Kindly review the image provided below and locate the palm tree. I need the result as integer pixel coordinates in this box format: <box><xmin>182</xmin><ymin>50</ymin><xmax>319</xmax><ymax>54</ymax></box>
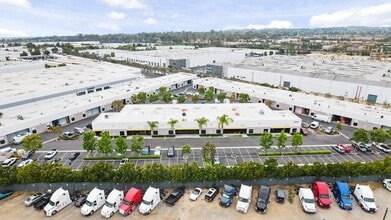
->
<box><xmin>217</xmin><ymin>114</ymin><xmax>233</xmax><ymax>135</ymax></box>
<box><xmin>147</xmin><ymin>121</ymin><xmax>159</xmax><ymax>136</ymax></box>
<box><xmin>195</xmin><ymin>117</ymin><xmax>209</xmax><ymax>135</ymax></box>
<box><xmin>167</xmin><ymin>118</ymin><xmax>178</xmax><ymax>135</ymax></box>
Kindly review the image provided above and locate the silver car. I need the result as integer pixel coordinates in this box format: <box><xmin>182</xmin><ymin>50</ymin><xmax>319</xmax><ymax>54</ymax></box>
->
<box><xmin>24</xmin><ymin>192</ymin><xmax>45</xmax><ymax>206</ymax></box>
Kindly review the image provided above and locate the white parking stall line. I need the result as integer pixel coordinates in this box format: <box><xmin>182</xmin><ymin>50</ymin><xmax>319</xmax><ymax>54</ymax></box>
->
<box><xmin>224</xmin><ymin>148</ymin><xmax>231</xmax><ymax>167</ymax></box>
<box><xmin>245</xmin><ymin>148</ymin><xmax>254</xmax><ymax>162</ymax></box>
<box><xmin>76</xmin><ymin>161</ymin><xmax>84</xmax><ymax>170</ymax></box>
<box><xmin>330</xmin><ymin>154</ymin><xmax>343</xmax><ymax>163</ymax></box>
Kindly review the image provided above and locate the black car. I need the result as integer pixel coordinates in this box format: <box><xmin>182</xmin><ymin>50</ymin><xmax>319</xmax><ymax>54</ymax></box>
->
<box><xmin>219</xmin><ymin>184</ymin><xmax>236</xmax><ymax>207</ymax></box>
<box><xmin>255</xmin><ymin>185</ymin><xmax>271</xmax><ymax>213</ymax></box>
<box><xmin>164</xmin><ymin>187</ymin><xmax>185</xmax><ymax>206</ymax></box>
<box><xmin>142</xmin><ymin>146</ymin><xmax>150</xmax><ymax>155</ymax></box>
<box><xmin>21</xmin><ymin>150</ymin><xmax>34</xmax><ymax>160</ymax></box>
<box><xmin>205</xmin><ymin>187</ymin><xmax>219</xmax><ymax>202</ymax></box>
<box><xmin>74</xmin><ymin>194</ymin><xmax>87</xmax><ymax>207</ymax></box>
<box><xmin>34</xmin><ymin>194</ymin><xmax>51</xmax><ymax>210</ymax></box>
<box><xmin>275</xmin><ymin>188</ymin><xmax>285</xmax><ymax>203</ymax></box>
<box><xmin>68</xmin><ymin>152</ymin><xmax>81</xmax><ymax>161</ymax></box>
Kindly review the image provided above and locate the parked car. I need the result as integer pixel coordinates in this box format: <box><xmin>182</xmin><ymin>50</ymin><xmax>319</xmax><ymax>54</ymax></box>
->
<box><xmin>213</xmin><ymin>157</ymin><xmax>220</xmax><ymax>165</ymax></box>
<box><xmin>34</xmin><ymin>193</ymin><xmax>51</xmax><ymax>210</ymax></box>
<box><xmin>352</xmin><ymin>141</ymin><xmax>367</xmax><ymax>153</ymax></box>
<box><xmin>119</xmin><ymin>158</ymin><xmax>129</xmax><ymax>166</ymax></box>
<box><xmin>189</xmin><ymin>188</ymin><xmax>202</xmax><ymax>201</ymax></box>
<box><xmin>309</xmin><ymin>121</ymin><xmax>320</xmax><ymax>129</ymax></box>
<box><xmin>62</xmin><ymin>131</ymin><xmax>77</xmax><ymax>139</ymax></box>
<box><xmin>2</xmin><ymin>157</ymin><xmax>17</xmax><ymax>167</ymax></box>
<box><xmin>332</xmin><ymin>181</ymin><xmax>352</xmax><ymax>210</ymax></box>
<box><xmin>74</xmin><ymin>194</ymin><xmax>88</xmax><ymax>208</ymax></box>
<box><xmin>17</xmin><ymin>159</ymin><xmax>33</xmax><ymax>167</ymax></box>
<box><xmin>21</xmin><ymin>150</ymin><xmax>34</xmax><ymax>160</ymax></box>
<box><xmin>24</xmin><ymin>192</ymin><xmax>46</xmax><ymax>207</ymax></box>
<box><xmin>352</xmin><ymin>184</ymin><xmax>377</xmax><ymax>213</ymax></box>
<box><xmin>300</xmin><ymin>127</ymin><xmax>309</xmax><ymax>136</ymax></box>
<box><xmin>164</xmin><ymin>187</ymin><xmax>185</xmax><ymax>206</ymax></box>
<box><xmin>383</xmin><ymin>179</ymin><xmax>391</xmax><ymax>192</ymax></box>
<box><xmin>205</xmin><ymin>187</ymin><xmax>219</xmax><ymax>202</ymax></box>
<box><xmin>167</xmin><ymin>146</ymin><xmax>175</xmax><ymax>157</ymax></box>
<box><xmin>142</xmin><ymin>146</ymin><xmax>150</xmax><ymax>155</ymax></box>
<box><xmin>374</xmin><ymin>143</ymin><xmax>391</xmax><ymax>153</ymax></box>
<box><xmin>154</xmin><ymin>146</ymin><xmax>162</xmax><ymax>156</ymax></box>
<box><xmin>337</xmin><ymin>144</ymin><xmax>351</xmax><ymax>153</ymax></box>
<box><xmin>219</xmin><ymin>184</ymin><xmax>236</xmax><ymax>207</ymax></box>
<box><xmin>301</xmin><ymin>122</ymin><xmax>310</xmax><ymax>128</ymax></box>
<box><xmin>255</xmin><ymin>185</ymin><xmax>270</xmax><ymax>213</ymax></box>
<box><xmin>275</xmin><ymin>188</ymin><xmax>285</xmax><ymax>203</ymax></box>
<box><xmin>332</xmin><ymin>145</ymin><xmax>346</xmax><ymax>154</ymax></box>
<box><xmin>44</xmin><ymin>149</ymin><xmax>58</xmax><ymax>160</ymax></box>
<box><xmin>0</xmin><ymin>190</ymin><xmax>13</xmax><ymax>200</ymax></box>
<box><xmin>311</xmin><ymin>181</ymin><xmax>331</xmax><ymax>209</ymax></box>
<box><xmin>324</xmin><ymin>126</ymin><xmax>334</xmax><ymax>134</ymax></box>
<box><xmin>68</xmin><ymin>152</ymin><xmax>80</xmax><ymax>161</ymax></box>
<box><xmin>74</xmin><ymin>127</ymin><xmax>84</xmax><ymax>134</ymax></box>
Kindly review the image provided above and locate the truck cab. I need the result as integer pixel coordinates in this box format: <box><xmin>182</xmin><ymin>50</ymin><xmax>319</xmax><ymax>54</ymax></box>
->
<box><xmin>81</xmin><ymin>187</ymin><xmax>105</xmax><ymax>216</ymax></box>
<box><xmin>236</xmin><ymin>184</ymin><xmax>252</xmax><ymax>213</ymax></box>
<box><xmin>138</xmin><ymin>186</ymin><xmax>161</xmax><ymax>215</ymax></box>
<box><xmin>43</xmin><ymin>187</ymin><xmax>72</xmax><ymax>216</ymax></box>
<box><xmin>299</xmin><ymin>188</ymin><xmax>316</xmax><ymax>213</ymax></box>
<box><xmin>332</xmin><ymin>181</ymin><xmax>352</xmax><ymax>210</ymax></box>
<box><xmin>311</xmin><ymin>181</ymin><xmax>331</xmax><ymax>209</ymax></box>
<box><xmin>353</xmin><ymin>184</ymin><xmax>377</xmax><ymax>213</ymax></box>
<box><xmin>219</xmin><ymin>184</ymin><xmax>236</xmax><ymax>207</ymax></box>
<box><xmin>100</xmin><ymin>189</ymin><xmax>124</xmax><ymax>218</ymax></box>
<box><xmin>119</xmin><ymin>187</ymin><xmax>142</xmax><ymax>216</ymax></box>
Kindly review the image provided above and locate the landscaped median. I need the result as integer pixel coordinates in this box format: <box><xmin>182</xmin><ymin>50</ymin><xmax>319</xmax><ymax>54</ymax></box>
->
<box><xmin>258</xmin><ymin>150</ymin><xmax>331</xmax><ymax>156</ymax></box>
<box><xmin>83</xmin><ymin>155</ymin><xmax>161</xmax><ymax>160</ymax></box>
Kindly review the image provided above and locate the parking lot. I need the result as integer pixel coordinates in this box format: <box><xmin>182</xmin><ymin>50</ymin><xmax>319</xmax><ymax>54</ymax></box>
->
<box><xmin>0</xmin><ymin>183</ymin><xmax>390</xmax><ymax>220</ymax></box>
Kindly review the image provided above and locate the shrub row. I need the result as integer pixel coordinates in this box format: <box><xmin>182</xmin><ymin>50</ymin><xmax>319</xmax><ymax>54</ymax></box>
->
<box><xmin>1</xmin><ymin>156</ymin><xmax>390</xmax><ymax>186</ymax></box>
<box><xmin>83</xmin><ymin>155</ymin><xmax>160</xmax><ymax>160</ymax></box>
<box><xmin>258</xmin><ymin>150</ymin><xmax>331</xmax><ymax>156</ymax></box>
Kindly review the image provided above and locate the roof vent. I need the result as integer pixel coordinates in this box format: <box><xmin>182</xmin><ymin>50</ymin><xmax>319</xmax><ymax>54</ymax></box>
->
<box><xmin>259</xmin><ymin>110</ymin><xmax>264</xmax><ymax>115</ymax></box>
<box><xmin>17</xmin><ymin>115</ymin><xmax>24</xmax><ymax>120</ymax></box>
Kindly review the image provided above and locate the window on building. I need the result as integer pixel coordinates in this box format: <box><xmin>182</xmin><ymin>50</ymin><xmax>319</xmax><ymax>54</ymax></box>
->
<box><xmin>0</xmin><ymin>140</ymin><xmax>5</xmax><ymax>145</ymax></box>
<box><xmin>71</xmin><ymin>117</ymin><xmax>75</xmax><ymax>121</ymax></box>
<box><xmin>82</xmin><ymin>113</ymin><xmax>86</xmax><ymax>118</ymax></box>
<box><xmin>276</xmin><ymin>104</ymin><xmax>280</xmax><ymax>108</ymax></box>
<box><xmin>119</xmin><ymin>131</ymin><xmax>125</xmax><ymax>136</ymax></box>
<box><xmin>352</xmin><ymin>122</ymin><xmax>358</xmax><ymax>126</ymax></box>
<box><xmin>153</xmin><ymin>130</ymin><xmax>158</xmax><ymax>135</ymax></box>
<box><xmin>216</xmin><ymin>129</ymin><xmax>221</xmax><ymax>134</ymax></box>
<box><xmin>263</xmin><ymin>129</ymin><xmax>269</xmax><ymax>133</ymax></box>
<box><xmin>168</xmin><ymin>130</ymin><xmax>174</xmax><ymax>135</ymax></box>
<box><xmin>292</xmin><ymin>128</ymin><xmax>297</xmax><ymax>133</ymax></box>
<box><xmin>249</xmin><ymin>129</ymin><xmax>254</xmax><ymax>134</ymax></box>
<box><xmin>201</xmin><ymin>129</ymin><xmax>206</xmax><ymax>134</ymax></box>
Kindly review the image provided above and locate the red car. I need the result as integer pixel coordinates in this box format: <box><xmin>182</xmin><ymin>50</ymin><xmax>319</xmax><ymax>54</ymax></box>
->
<box><xmin>337</xmin><ymin>144</ymin><xmax>351</xmax><ymax>153</ymax></box>
<box><xmin>300</xmin><ymin>127</ymin><xmax>309</xmax><ymax>136</ymax></box>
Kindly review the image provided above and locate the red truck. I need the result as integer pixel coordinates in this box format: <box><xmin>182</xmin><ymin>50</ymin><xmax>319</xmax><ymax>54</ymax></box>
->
<box><xmin>119</xmin><ymin>187</ymin><xmax>142</xmax><ymax>216</ymax></box>
<box><xmin>312</xmin><ymin>181</ymin><xmax>331</xmax><ymax>209</ymax></box>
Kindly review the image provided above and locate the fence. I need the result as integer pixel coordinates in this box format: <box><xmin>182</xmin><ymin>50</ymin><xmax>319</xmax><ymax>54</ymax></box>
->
<box><xmin>1</xmin><ymin>175</ymin><xmax>387</xmax><ymax>192</ymax></box>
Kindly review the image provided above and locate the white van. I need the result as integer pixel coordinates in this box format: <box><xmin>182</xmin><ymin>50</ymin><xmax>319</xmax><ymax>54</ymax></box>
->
<box><xmin>309</xmin><ymin>121</ymin><xmax>320</xmax><ymax>129</ymax></box>
<box><xmin>12</xmin><ymin>132</ymin><xmax>31</xmax><ymax>144</ymax></box>
<box><xmin>299</xmin><ymin>188</ymin><xmax>316</xmax><ymax>213</ymax></box>
<box><xmin>311</xmin><ymin>114</ymin><xmax>331</xmax><ymax>123</ymax></box>
<box><xmin>138</xmin><ymin>186</ymin><xmax>161</xmax><ymax>215</ymax></box>
<box><xmin>236</xmin><ymin>184</ymin><xmax>252</xmax><ymax>213</ymax></box>
<box><xmin>100</xmin><ymin>188</ymin><xmax>124</xmax><ymax>218</ymax></box>
<box><xmin>81</xmin><ymin>187</ymin><xmax>105</xmax><ymax>216</ymax></box>
<box><xmin>43</xmin><ymin>187</ymin><xmax>72</xmax><ymax>216</ymax></box>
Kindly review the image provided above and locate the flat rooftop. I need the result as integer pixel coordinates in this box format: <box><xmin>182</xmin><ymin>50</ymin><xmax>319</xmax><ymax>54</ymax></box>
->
<box><xmin>222</xmin><ymin>54</ymin><xmax>391</xmax><ymax>87</ymax></box>
<box><xmin>193</xmin><ymin>77</ymin><xmax>391</xmax><ymax>128</ymax></box>
<box><xmin>0</xmin><ymin>55</ymin><xmax>140</xmax><ymax>107</ymax></box>
<box><xmin>93</xmin><ymin>103</ymin><xmax>301</xmax><ymax>130</ymax></box>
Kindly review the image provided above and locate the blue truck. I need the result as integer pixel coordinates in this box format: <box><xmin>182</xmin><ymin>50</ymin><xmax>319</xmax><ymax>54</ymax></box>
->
<box><xmin>332</xmin><ymin>181</ymin><xmax>352</xmax><ymax>210</ymax></box>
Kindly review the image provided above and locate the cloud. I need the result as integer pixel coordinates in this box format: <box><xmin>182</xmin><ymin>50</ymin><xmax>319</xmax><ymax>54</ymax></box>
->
<box><xmin>108</xmin><ymin>11</ymin><xmax>126</xmax><ymax>20</ymax></box>
<box><xmin>102</xmin><ymin>0</ymin><xmax>147</xmax><ymax>10</ymax></box>
<box><xmin>97</xmin><ymin>22</ymin><xmax>121</xmax><ymax>31</ymax></box>
<box><xmin>171</xmin><ymin>13</ymin><xmax>179</xmax><ymax>19</ymax></box>
<box><xmin>143</xmin><ymin>18</ymin><xmax>156</xmax><ymax>25</ymax></box>
<box><xmin>247</xmin><ymin>20</ymin><xmax>293</xmax><ymax>29</ymax></box>
<box><xmin>0</xmin><ymin>0</ymin><xmax>30</xmax><ymax>9</ymax></box>
<box><xmin>0</xmin><ymin>27</ymin><xmax>28</xmax><ymax>37</ymax></box>
<box><xmin>310</xmin><ymin>3</ymin><xmax>391</xmax><ymax>27</ymax></box>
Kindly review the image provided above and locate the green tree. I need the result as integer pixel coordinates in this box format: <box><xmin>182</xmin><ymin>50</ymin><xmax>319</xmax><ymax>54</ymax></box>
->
<box><xmin>137</xmin><ymin>92</ymin><xmax>147</xmax><ymax>104</ymax></box>
<box><xmin>217</xmin><ymin>114</ymin><xmax>233</xmax><ymax>134</ymax></box>
<box><xmin>259</xmin><ymin>131</ymin><xmax>273</xmax><ymax>153</ymax></box>
<box><xmin>350</xmin><ymin>128</ymin><xmax>369</xmax><ymax>144</ymax></box>
<box><xmin>21</xmin><ymin>134</ymin><xmax>42</xmax><ymax>152</ymax></box>
<box><xmin>217</xmin><ymin>92</ymin><xmax>227</xmax><ymax>103</ymax></box>
<box><xmin>111</xmin><ymin>99</ymin><xmax>124</xmax><ymax>112</ymax></box>
<box><xmin>111</xmin><ymin>52</ymin><xmax>115</xmax><ymax>57</ymax></box>
<box><xmin>204</xmin><ymin>88</ymin><xmax>214</xmax><ymax>102</ymax></box>
<box><xmin>195</xmin><ymin>117</ymin><xmax>209</xmax><ymax>134</ymax></box>
<box><xmin>115</xmin><ymin>136</ymin><xmax>128</xmax><ymax>156</ymax></box>
<box><xmin>277</xmin><ymin>130</ymin><xmax>288</xmax><ymax>154</ymax></box>
<box><xmin>291</xmin><ymin>133</ymin><xmax>303</xmax><ymax>152</ymax></box>
<box><xmin>167</xmin><ymin>118</ymin><xmax>178</xmax><ymax>135</ymax></box>
<box><xmin>369</xmin><ymin>129</ymin><xmax>389</xmax><ymax>143</ymax></box>
<box><xmin>20</xmin><ymin>51</ymin><xmax>28</xmax><ymax>57</ymax></box>
<box><xmin>177</xmin><ymin>95</ymin><xmax>186</xmax><ymax>103</ymax></box>
<box><xmin>82</xmin><ymin>131</ymin><xmax>96</xmax><ymax>155</ymax></box>
<box><xmin>97</xmin><ymin>131</ymin><xmax>112</xmax><ymax>156</ymax></box>
<box><xmin>158</xmin><ymin>86</ymin><xmax>167</xmax><ymax>96</ymax></box>
<box><xmin>130</xmin><ymin>134</ymin><xmax>144</xmax><ymax>154</ymax></box>
<box><xmin>191</xmin><ymin>94</ymin><xmax>199</xmax><ymax>103</ymax></box>
<box><xmin>0</xmin><ymin>112</ymin><xmax>2</xmax><ymax>118</ymax></box>
<box><xmin>16</xmin><ymin>162</ymin><xmax>41</xmax><ymax>184</ymax></box>
<box><xmin>198</xmin><ymin>86</ymin><xmax>205</xmax><ymax>95</ymax></box>
<box><xmin>130</xmin><ymin>94</ymin><xmax>138</xmax><ymax>104</ymax></box>
<box><xmin>162</xmin><ymin>92</ymin><xmax>172</xmax><ymax>103</ymax></box>
<box><xmin>43</xmin><ymin>50</ymin><xmax>50</xmax><ymax>56</ymax></box>
<box><xmin>147</xmin><ymin>121</ymin><xmax>159</xmax><ymax>136</ymax></box>
<box><xmin>181</xmin><ymin>144</ymin><xmax>191</xmax><ymax>162</ymax></box>
<box><xmin>239</xmin><ymin>93</ymin><xmax>250</xmax><ymax>103</ymax></box>
<box><xmin>264</xmin><ymin>157</ymin><xmax>279</xmax><ymax>178</ymax></box>
<box><xmin>201</xmin><ymin>142</ymin><xmax>216</xmax><ymax>163</ymax></box>
<box><xmin>149</xmin><ymin>93</ymin><xmax>159</xmax><ymax>103</ymax></box>
<box><xmin>335</xmin><ymin>122</ymin><xmax>342</xmax><ymax>133</ymax></box>
<box><xmin>31</xmin><ymin>48</ymin><xmax>41</xmax><ymax>55</ymax></box>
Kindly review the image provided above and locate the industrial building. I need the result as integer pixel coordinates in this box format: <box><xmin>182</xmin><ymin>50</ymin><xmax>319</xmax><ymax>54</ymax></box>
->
<box><xmin>0</xmin><ymin>55</ymin><xmax>197</xmax><ymax>146</ymax></box>
<box><xmin>193</xmin><ymin>77</ymin><xmax>391</xmax><ymax>130</ymax></box>
<box><xmin>91</xmin><ymin>103</ymin><xmax>302</xmax><ymax>136</ymax></box>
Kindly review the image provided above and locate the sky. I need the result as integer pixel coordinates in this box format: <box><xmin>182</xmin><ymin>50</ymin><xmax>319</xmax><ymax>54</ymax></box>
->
<box><xmin>0</xmin><ymin>0</ymin><xmax>390</xmax><ymax>37</ymax></box>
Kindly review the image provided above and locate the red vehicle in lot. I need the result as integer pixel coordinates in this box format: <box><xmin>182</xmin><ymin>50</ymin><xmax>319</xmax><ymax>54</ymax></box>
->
<box><xmin>311</xmin><ymin>181</ymin><xmax>331</xmax><ymax>209</ymax></box>
<box><xmin>119</xmin><ymin>187</ymin><xmax>142</xmax><ymax>216</ymax></box>
<box><xmin>300</xmin><ymin>127</ymin><xmax>309</xmax><ymax>136</ymax></box>
<box><xmin>337</xmin><ymin>144</ymin><xmax>351</xmax><ymax>153</ymax></box>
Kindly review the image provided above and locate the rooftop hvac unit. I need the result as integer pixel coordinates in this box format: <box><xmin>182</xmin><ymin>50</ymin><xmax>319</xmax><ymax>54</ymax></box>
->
<box><xmin>259</xmin><ymin>110</ymin><xmax>264</xmax><ymax>115</ymax></box>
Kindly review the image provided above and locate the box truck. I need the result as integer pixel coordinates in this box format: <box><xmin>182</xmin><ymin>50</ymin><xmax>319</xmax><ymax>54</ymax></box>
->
<box><xmin>43</xmin><ymin>187</ymin><xmax>72</xmax><ymax>216</ymax></box>
<box><xmin>81</xmin><ymin>187</ymin><xmax>105</xmax><ymax>216</ymax></box>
